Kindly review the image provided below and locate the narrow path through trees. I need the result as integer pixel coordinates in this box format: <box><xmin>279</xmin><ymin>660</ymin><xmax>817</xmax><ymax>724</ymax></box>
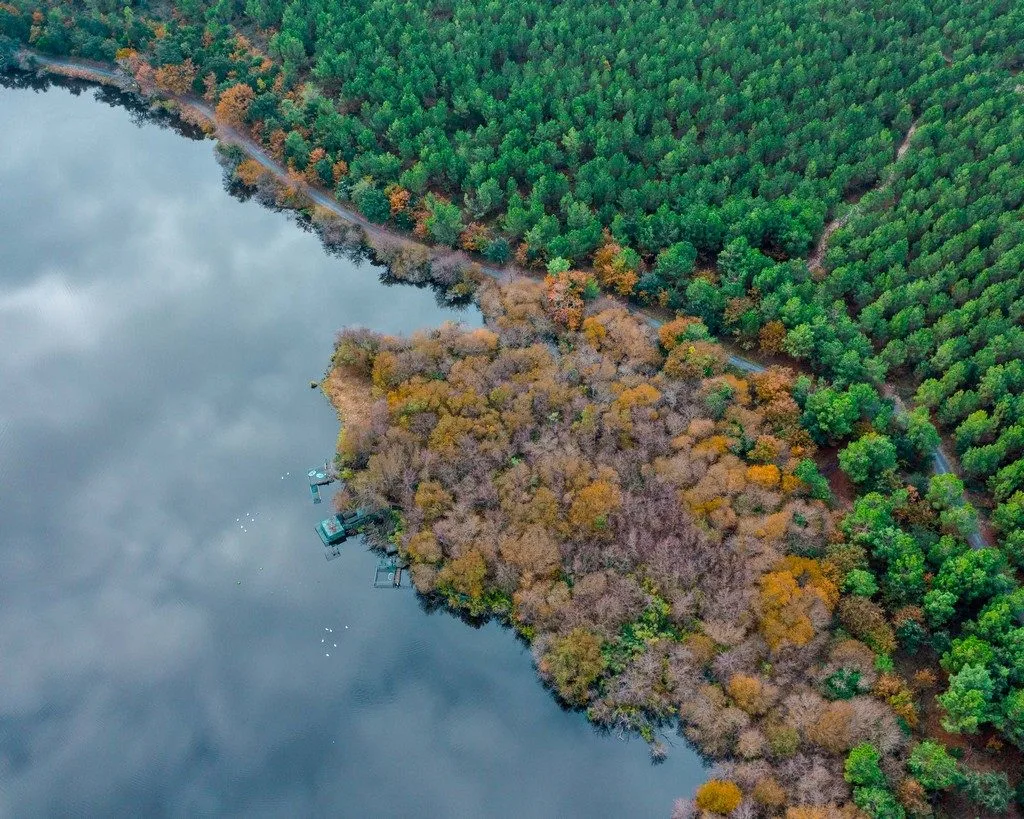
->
<box><xmin>808</xmin><ymin>121</ymin><xmax>918</xmax><ymax>275</ymax></box>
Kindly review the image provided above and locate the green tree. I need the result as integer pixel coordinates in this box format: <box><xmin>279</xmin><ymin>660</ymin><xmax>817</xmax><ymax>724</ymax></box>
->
<box><xmin>803</xmin><ymin>388</ymin><xmax>858</xmax><ymax>443</ymax></box>
<box><xmin>956</xmin><ymin>770</ymin><xmax>1014</xmax><ymax>814</ymax></box>
<box><xmin>784</xmin><ymin>323</ymin><xmax>816</xmax><ymax>359</ymax></box>
<box><xmin>654</xmin><ymin>241</ymin><xmax>697</xmax><ymax>284</ymax></box>
<box><xmin>426</xmin><ymin>198</ymin><xmax>463</xmax><ymax>247</ymax></box>
<box><xmin>907</xmin><ymin>740</ymin><xmax>958</xmax><ymax>790</ymax></box>
<box><xmin>284</xmin><ymin>130</ymin><xmax>311</xmax><ymax>168</ymax></box>
<box><xmin>938</xmin><ymin>664</ymin><xmax>995</xmax><ymax>734</ymax></box>
<box><xmin>483</xmin><ymin>237</ymin><xmax>511</xmax><ymax>264</ymax></box>
<box><xmin>852</xmin><ymin>786</ymin><xmax>906</xmax><ymax>819</ymax></box>
<box><xmin>546</xmin><ymin>257</ymin><xmax>571</xmax><ymax>274</ymax></box>
<box><xmin>844</xmin><ymin>569</ymin><xmax>879</xmax><ymax>597</ymax></box>
<box><xmin>904</xmin><ymin>406</ymin><xmax>941</xmax><ymax>460</ymax></box>
<box><xmin>355</xmin><ymin>186</ymin><xmax>391</xmax><ymax>224</ymax></box>
<box><xmin>927</xmin><ymin>473</ymin><xmax>967</xmax><ymax>510</ymax></box>
<box><xmin>1003</xmin><ymin>688</ymin><xmax>1024</xmax><ymax>748</ymax></box>
<box><xmin>794</xmin><ymin>458</ymin><xmax>832</xmax><ymax>501</ymax></box>
<box><xmin>845</xmin><ymin>743</ymin><xmax>886</xmax><ymax>787</ymax></box>
<box><xmin>683</xmin><ymin>279</ymin><xmax>725</xmax><ymax>331</ymax></box>
<box><xmin>839</xmin><ymin>433</ymin><xmax>897</xmax><ymax>487</ymax></box>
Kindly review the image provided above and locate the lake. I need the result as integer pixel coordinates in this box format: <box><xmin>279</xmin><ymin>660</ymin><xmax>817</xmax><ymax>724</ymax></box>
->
<box><xmin>0</xmin><ymin>77</ymin><xmax>705</xmax><ymax>816</ymax></box>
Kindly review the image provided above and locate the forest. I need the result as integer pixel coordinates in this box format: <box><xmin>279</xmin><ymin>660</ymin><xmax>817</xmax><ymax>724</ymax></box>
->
<box><xmin>327</xmin><ymin>278</ymin><xmax>1019</xmax><ymax>816</ymax></box>
<box><xmin>3</xmin><ymin>0</ymin><xmax>1022</xmax><ymax>813</ymax></box>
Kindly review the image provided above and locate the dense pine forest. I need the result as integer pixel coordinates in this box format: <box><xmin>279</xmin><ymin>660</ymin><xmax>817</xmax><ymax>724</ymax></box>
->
<box><xmin>3</xmin><ymin>0</ymin><xmax>1023</xmax><ymax>814</ymax></box>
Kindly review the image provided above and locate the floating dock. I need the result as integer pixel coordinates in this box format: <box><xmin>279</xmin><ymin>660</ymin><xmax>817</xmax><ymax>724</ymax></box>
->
<box><xmin>308</xmin><ymin>494</ymin><xmax>398</xmax><ymax>585</ymax></box>
<box><xmin>308</xmin><ymin>462</ymin><xmax>338</xmax><ymax>504</ymax></box>
<box><xmin>373</xmin><ymin>556</ymin><xmax>406</xmax><ymax>588</ymax></box>
<box><xmin>316</xmin><ymin>510</ymin><xmax>376</xmax><ymax>561</ymax></box>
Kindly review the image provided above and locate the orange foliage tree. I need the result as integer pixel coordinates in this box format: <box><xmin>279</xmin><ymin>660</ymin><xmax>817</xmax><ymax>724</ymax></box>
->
<box><xmin>304</xmin><ymin>147</ymin><xmax>327</xmax><ymax>183</ymax></box>
<box><xmin>154</xmin><ymin>59</ymin><xmax>197</xmax><ymax>95</ymax></box>
<box><xmin>406</xmin><ymin>530</ymin><xmax>442</xmax><ymax>564</ymax></box>
<box><xmin>567</xmin><ymin>479</ymin><xmax>621</xmax><ymax>533</ymax></box>
<box><xmin>540</xmin><ymin>628</ymin><xmax>605</xmax><ymax>705</ymax></box>
<box><xmin>747</xmin><ymin>463</ymin><xmax>782</xmax><ymax>489</ymax></box>
<box><xmin>436</xmin><ymin>549</ymin><xmax>487</xmax><ymax>613</ymax></box>
<box><xmin>592</xmin><ymin>232</ymin><xmax>641</xmax><ymax>296</ymax></box>
<box><xmin>385</xmin><ymin>184</ymin><xmax>410</xmax><ymax>216</ymax></box>
<box><xmin>234</xmin><ymin>158</ymin><xmax>267</xmax><ymax>187</ymax></box>
<box><xmin>413</xmin><ymin>480</ymin><xmax>453</xmax><ymax>521</ymax></box>
<box><xmin>657</xmin><ymin>316</ymin><xmax>708</xmax><ymax>352</ymax></box>
<box><xmin>662</xmin><ymin>340</ymin><xmax>727</xmax><ymax>380</ymax></box>
<box><xmin>543</xmin><ymin>269</ymin><xmax>591</xmax><ymax>329</ymax></box>
<box><xmin>728</xmin><ymin>673</ymin><xmax>767</xmax><ymax>715</ymax></box>
<box><xmin>759</xmin><ymin>319</ymin><xmax>788</xmax><ymax>354</ymax></box>
<box><xmin>459</xmin><ymin>221</ymin><xmax>490</xmax><ymax>251</ymax></box>
<box><xmin>215</xmin><ymin>83</ymin><xmax>254</xmax><ymax>128</ymax></box>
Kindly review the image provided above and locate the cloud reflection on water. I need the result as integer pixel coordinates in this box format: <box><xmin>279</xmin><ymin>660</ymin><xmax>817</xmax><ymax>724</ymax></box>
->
<box><xmin>0</xmin><ymin>81</ymin><xmax>704</xmax><ymax>817</ymax></box>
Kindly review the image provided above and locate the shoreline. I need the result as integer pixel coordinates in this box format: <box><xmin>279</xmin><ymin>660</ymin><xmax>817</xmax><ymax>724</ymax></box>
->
<box><xmin>13</xmin><ymin>51</ymin><xmax>992</xmax><ymax>548</ymax></box>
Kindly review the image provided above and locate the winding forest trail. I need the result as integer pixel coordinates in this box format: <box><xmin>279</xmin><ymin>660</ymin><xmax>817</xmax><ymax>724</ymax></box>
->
<box><xmin>808</xmin><ymin>121</ymin><xmax>918</xmax><ymax>275</ymax></box>
<box><xmin>25</xmin><ymin>54</ymin><xmax>991</xmax><ymax>547</ymax></box>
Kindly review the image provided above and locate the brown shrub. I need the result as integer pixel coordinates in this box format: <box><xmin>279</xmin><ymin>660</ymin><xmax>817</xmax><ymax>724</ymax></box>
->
<box><xmin>822</xmin><ymin>543</ymin><xmax>867</xmax><ymax>576</ymax></box>
<box><xmin>436</xmin><ymin>549</ymin><xmax>487</xmax><ymax>603</ymax></box>
<box><xmin>728</xmin><ymin>674</ymin><xmax>767</xmax><ymax>715</ymax></box>
<box><xmin>784</xmin><ymin>809</ymin><xmax>828</xmax><ymax>819</ymax></box>
<box><xmin>499</xmin><ymin>525</ymin><xmax>561</xmax><ymax>577</ymax></box>
<box><xmin>752</xmin><ymin>776</ymin><xmax>787</xmax><ymax>808</ymax></box>
<box><xmin>838</xmin><ymin>596</ymin><xmax>896</xmax><ymax>654</ymax></box>
<box><xmin>686</xmin><ymin>633</ymin><xmax>719</xmax><ymax>667</ymax></box>
<box><xmin>911</xmin><ymin>668</ymin><xmax>937</xmax><ymax>691</ymax></box>
<box><xmin>737</xmin><ymin>728</ymin><xmax>767</xmax><ymax>759</ymax></box>
<box><xmin>414</xmin><ymin>480</ymin><xmax>453</xmax><ymax>521</ymax></box>
<box><xmin>898</xmin><ymin>776</ymin><xmax>931</xmax><ymax>816</ymax></box>
<box><xmin>540</xmin><ymin>628</ymin><xmax>605</xmax><ymax>705</ymax></box>
<box><xmin>804</xmin><ymin>701</ymin><xmax>854</xmax><ymax>754</ymax></box>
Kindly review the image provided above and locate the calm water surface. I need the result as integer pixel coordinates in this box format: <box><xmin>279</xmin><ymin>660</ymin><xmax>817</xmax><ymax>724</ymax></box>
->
<box><xmin>0</xmin><ymin>81</ymin><xmax>705</xmax><ymax>816</ymax></box>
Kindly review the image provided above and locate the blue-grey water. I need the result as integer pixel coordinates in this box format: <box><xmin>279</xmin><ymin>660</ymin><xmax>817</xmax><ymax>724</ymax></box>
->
<box><xmin>0</xmin><ymin>80</ymin><xmax>705</xmax><ymax>816</ymax></box>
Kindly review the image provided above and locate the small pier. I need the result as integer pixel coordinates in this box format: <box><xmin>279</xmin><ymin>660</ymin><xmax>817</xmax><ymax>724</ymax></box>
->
<box><xmin>307</xmin><ymin>461</ymin><xmax>339</xmax><ymax>504</ymax></box>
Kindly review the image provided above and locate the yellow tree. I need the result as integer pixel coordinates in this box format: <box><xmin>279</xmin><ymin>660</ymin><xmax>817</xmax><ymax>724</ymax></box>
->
<box><xmin>540</xmin><ymin>628</ymin><xmax>605</xmax><ymax>705</ymax></box>
<box><xmin>436</xmin><ymin>549</ymin><xmax>487</xmax><ymax>611</ymax></box>
<box><xmin>567</xmin><ymin>479</ymin><xmax>621</xmax><ymax>533</ymax></box>
<box><xmin>758</xmin><ymin>557</ymin><xmax>838</xmax><ymax>650</ymax></box>
<box><xmin>695</xmin><ymin>780</ymin><xmax>743</xmax><ymax>815</ymax></box>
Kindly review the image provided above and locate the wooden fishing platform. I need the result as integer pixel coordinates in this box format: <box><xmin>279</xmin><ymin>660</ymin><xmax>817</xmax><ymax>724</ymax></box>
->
<box><xmin>373</xmin><ymin>556</ymin><xmax>407</xmax><ymax>588</ymax></box>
